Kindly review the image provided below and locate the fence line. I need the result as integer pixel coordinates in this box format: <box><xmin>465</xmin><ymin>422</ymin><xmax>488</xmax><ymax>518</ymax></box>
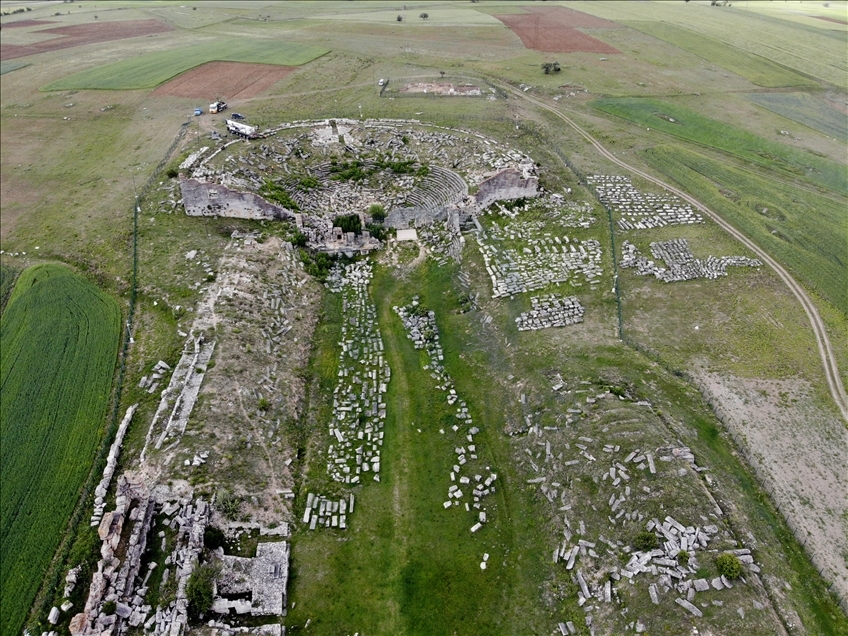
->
<box><xmin>547</xmin><ymin>140</ymin><xmax>847</xmax><ymax>616</ymax></box>
<box><xmin>27</xmin><ymin>121</ymin><xmax>190</xmax><ymax>632</ymax></box>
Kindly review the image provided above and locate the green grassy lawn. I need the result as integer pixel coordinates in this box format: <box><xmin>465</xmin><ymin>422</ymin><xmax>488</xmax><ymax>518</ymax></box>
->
<box><xmin>747</xmin><ymin>92</ymin><xmax>847</xmax><ymax>140</ymax></box>
<box><xmin>623</xmin><ymin>21</ymin><xmax>814</xmax><ymax>88</ymax></box>
<box><xmin>640</xmin><ymin>144</ymin><xmax>847</xmax><ymax>317</ymax></box>
<box><xmin>286</xmin><ymin>260</ymin><xmax>555</xmax><ymax>634</ymax></box>
<box><xmin>0</xmin><ymin>264</ymin><xmax>121</xmax><ymax>636</ymax></box>
<box><xmin>42</xmin><ymin>39</ymin><xmax>328</xmax><ymax>91</ymax></box>
<box><xmin>591</xmin><ymin>97</ymin><xmax>846</xmax><ymax>194</ymax></box>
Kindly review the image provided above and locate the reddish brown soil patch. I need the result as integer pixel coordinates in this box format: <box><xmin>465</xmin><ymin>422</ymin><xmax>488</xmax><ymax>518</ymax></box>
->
<box><xmin>0</xmin><ymin>19</ymin><xmax>57</xmax><ymax>29</ymax></box>
<box><xmin>152</xmin><ymin>62</ymin><xmax>296</xmax><ymax>100</ymax></box>
<box><xmin>812</xmin><ymin>15</ymin><xmax>848</xmax><ymax>25</ymax></box>
<box><xmin>522</xmin><ymin>6</ymin><xmax>621</xmax><ymax>29</ymax></box>
<box><xmin>495</xmin><ymin>8</ymin><xmax>620</xmax><ymax>54</ymax></box>
<box><xmin>0</xmin><ymin>19</ymin><xmax>172</xmax><ymax>61</ymax></box>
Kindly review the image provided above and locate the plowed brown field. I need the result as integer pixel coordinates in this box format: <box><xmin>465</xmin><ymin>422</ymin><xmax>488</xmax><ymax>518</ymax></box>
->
<box><xmin>521</xmin><ymin>6</ymin><xmax>621</xmax><ymax>29</ymax></box>
<box><xmin>152</xmin><ymin>62</ymin><xmax>296</xmax><ymax>100</ymax></box>
<box><xmin>0</xmin><ymin>19</ymin><xmax>172</xmax><ymax>60</ymax></box>
<box><xmin>495</xmin><ymin>6</ymin><xmax>620</xmax><ymax>54</ymax></box>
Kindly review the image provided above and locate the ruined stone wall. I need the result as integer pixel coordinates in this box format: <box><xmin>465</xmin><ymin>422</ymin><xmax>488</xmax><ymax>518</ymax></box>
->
<box><xmin>180</xmin><ymin>178</ymin><xmax>293</xmax><ymax>221</ymax></box>
<box><xmin>473</xmin><ymin>168</ymin><xmax>539</xmax><ymax>210</ymax></box>
<box><xmin>385</xmin><ymin>205</ymin><xmax>448</xmax><ymax>229</ymax></box>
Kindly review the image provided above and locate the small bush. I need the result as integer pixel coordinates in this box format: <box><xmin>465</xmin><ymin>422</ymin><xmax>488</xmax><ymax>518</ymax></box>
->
<box><xmin>368</xmin><ymin>204</ymin><xmax>386</xmax><ymax>222</ymax></box>
<box><xmin>298</xmin><ymin>175</ymin><xmax>320</xmax><ymax>190</ymax></box>
<box><xmin>677</xmin><ymin>550</ymin><xmax>690</xmax><ymax>565</ymax></box>
<box><xmin>259</xmin><ymin>180</ymin><xmax>299</xmax><ymax>211</ymax></box>
<box><xmin>633</xmin><ymin>531</ymin><xmax>658</xmax><ymax>551</ymax></box>
<box><xmin>203</xmin><ymin>526</ymin><xmax>227</xmax><ymax>552</ymax></box>
<box><xmin>715</xmin><ymin>553</ymin><xmax>742</xmax><ymax>579</ymax></box>
<box><xmin>166</xmin><ymin>168</ymin><xmax>179</xmax><ymax>179</ymax></box>
<box><xmin>216</xmin><ymin>491</ymin><xmax>242</xmax><ymax>521</ymax></box>
<box><xmin>102</xmin><ymin>601</ymin><xmax>116</xmax><ymax>615</ymax></box>
<box><xmin>186</xmin><ymin>562</ymin><xmax>220</xmax><ymax>619</ymax></box>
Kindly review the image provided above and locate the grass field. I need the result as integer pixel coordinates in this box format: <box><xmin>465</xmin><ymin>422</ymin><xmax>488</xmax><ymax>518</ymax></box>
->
<box><xmin>0</xmin><ymin>265</ymin><xmax>17</xmax><ymax>314</ymax></box>
<box><xmin>747</xmin><ymin>92</ymin><xmax>848</xmax><ymax>140</ymax></box>
<box><xmin>0</xmin><ymin>61</ymin><xmax>29</xmax><ymax>76</ymax></box>
<box><xmin>42</xmin><ymin>39</ymin><xmax>328</xmax><ymax>91</ymax></box>
<box><xmin>641</xmin><ymin>144</ymin><xmax>847</xmax><ymax>317</ymax></box>
<box><xmin>0</xmin><ymin>264</ymin><xmax>120</xmax><ymax>636</ymax></box>
<box><xmin>591</xmin><ymin>97</ymin><xmax>847</xmax><ymax>194</ymax></box>
<box><xmin>573</xmin><ymin>0</ymin><xmax>847</xmax><ymax>86</ymax></box>
<box><xmin>287</xmin><ymin>260</ymin><xmax>555</xmax><ymax>634</ymax></box>
<box><xmin>623</xmin><ymin>21</ymin><xmax>814</xmax><ymax>88</ymax></box>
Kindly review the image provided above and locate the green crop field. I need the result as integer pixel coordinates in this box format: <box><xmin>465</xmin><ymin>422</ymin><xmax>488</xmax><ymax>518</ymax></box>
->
<box><xmin>0</xmin><ymin>265</ymin><xmax>17</xmax><ymax>315</ymax></box>
<box><xmin>591</xmin><ymin>97</ymin><xmax>847</xmax><ymax>194</ymax></box>
<box><xmin>747</xmin><ymin>92</ymin><xmax>848</xmax><ymax>141</ymax></box>
<box><xmin>573</xmin><ymin>0</ymin><xmax>847</xmax><ymax>86</ymax></box>
<box><xmin>42</xmin><ymin>39</ymin><xmax>328</xmax><ymax>91</ymax></box>
<box><xmin>642</xmin><ymin>144</ymin><xmax>848</xmax><ymax>316</ymax></box>
<box><xmin>0</xmin><ymin>264</ymin><xmax>121</xmax><ymax>636</ymax></box>
<box><xmin>0</xmin><ymin>61</ymin><xmax>29</xmax><ymax>76</ymax></box>
<box><xmin>623</xmin><ymin>21</ymin><xmax>814</xmax><ymax>88</ymax></box>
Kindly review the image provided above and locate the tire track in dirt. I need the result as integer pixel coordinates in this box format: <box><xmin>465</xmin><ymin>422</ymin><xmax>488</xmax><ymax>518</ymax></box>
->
<box><xmin>498</xmin><ymin>81</ymin><xmax>848</xmax><ymax>423</ymax></box>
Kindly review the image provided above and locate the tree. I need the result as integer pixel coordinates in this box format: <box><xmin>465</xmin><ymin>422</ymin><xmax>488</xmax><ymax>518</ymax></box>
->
<box><xmin>440</xmin><ymin>71</ymin><xmax>446</xmax><ymax>78</ymax></box>
<box><xmin>397</xmin><ymin>14</ymin><xmax>403</xmax><ymax>21</ymax></box>
<box><xmin>419</xmin><ymin>12</ymin><xmax>429</xmax><ymax>20</ymax></box>
<box><xmin>335</xmin><ymin>214</ymin><xmax>362</xmax><ymax>235</ymax></box>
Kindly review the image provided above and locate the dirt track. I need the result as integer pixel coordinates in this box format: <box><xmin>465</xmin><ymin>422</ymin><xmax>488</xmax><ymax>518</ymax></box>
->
<box><xmin>499</xmin><ymin>82</ymin><xmax>847</xmax><ymax>423</ymax></box>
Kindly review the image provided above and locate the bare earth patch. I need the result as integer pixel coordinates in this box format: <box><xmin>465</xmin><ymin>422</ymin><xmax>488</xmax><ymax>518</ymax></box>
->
<box><xmin>399</xmin><ymin>82</ymin><xmax>481</xmax><ymax>96</ymax></box>
<box><xmin>169</xmin><ymin>234</ymin><xmax>321</xmax><ymax>526</ymax></box>
<box><xmin>0</xmin><ymin>19</ymin><xmax>172</xmax><ymax>61</ymax></box>
<box><xmin>152</xmin><ymin>61</ymin><xmax>296</xmax><ymax>100</ymax></box>
<box><xmin>812</xmin><ymin>16</ymin><xmax>848</xmax><ymax>26</ymax></box>
<box><xmin>494</xmin><ymin>6</ymin><xmax>621</xmax><ymax>54</ymax></box>
<box><xmin>696</xmin><ymin>369</ymin><xmax>848</xmax><ymax>598</ymax></box>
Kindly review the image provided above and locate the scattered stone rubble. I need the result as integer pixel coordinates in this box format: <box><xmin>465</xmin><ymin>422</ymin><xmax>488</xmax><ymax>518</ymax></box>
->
<box><xmin>394</xmin><ymin>299</ymin><xmax>497</xmax><ymax>532</ymax></box>
<box><xmin>620</xmin><ymin>239</ymin><xmax>762</xmax><ymax>282</ymax></box>
<box><xmin>70</xmin><ymin>476</ymin><xmax>159</xmax><ymax>636</ymax></box>
<box><xmin>138</xmin><ymin>360</ymin><xmax>171</xmax><ymax>396</ymax></box>
<box><xmin>516</xmin><ymin>392</ymin><xmax>767</xmax><ymax>633</ymax></box>
<box><xmin>516</xmin><ymin>295</ymin><xmax>584</xmax><ymax>331</ymax></box>
<box><xmin>477</xmin><ymin>219</ymin><xmax>603</xmax><ymax>297</ymax></box>
<box><xmin>141</xmin><ymin>334</ymin><xmax>216</xmax><ymax>460</ymax></box>
<box><xmin>214</xmin><ymin>542</ymin><xmax>290</xmax><ymax>616</ymax></box>
<box><xmin>91</xmin><ymin>404</ymin><xmax>138</xmax><ymax>526</ymax></box>
<box><xmin>301</xmin><ymin>492</ymin><xmax>355</xmax><ymax>531</ymax></box>
<box><xmin>587</xmin><ymin>175</ymin><xmax>703</xmax><ymax>230</ymax></box>
<box><xmin>322</xmin><ymin>262</ymin><xmax>391</xmax><ymax>488</ymax></box>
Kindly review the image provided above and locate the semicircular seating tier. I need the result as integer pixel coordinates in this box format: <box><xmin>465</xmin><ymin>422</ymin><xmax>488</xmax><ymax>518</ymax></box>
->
<box><xmin>386</xmin><ymin>166</ymin><xmax>468</xmax><ymax>229</ymax></box>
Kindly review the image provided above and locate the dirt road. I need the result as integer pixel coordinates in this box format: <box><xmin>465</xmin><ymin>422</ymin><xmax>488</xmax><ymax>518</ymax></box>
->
<box><xmin>497</xmin><ymin>81</ymin><xmax>848</xmax><ymax>423</ymax></box>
